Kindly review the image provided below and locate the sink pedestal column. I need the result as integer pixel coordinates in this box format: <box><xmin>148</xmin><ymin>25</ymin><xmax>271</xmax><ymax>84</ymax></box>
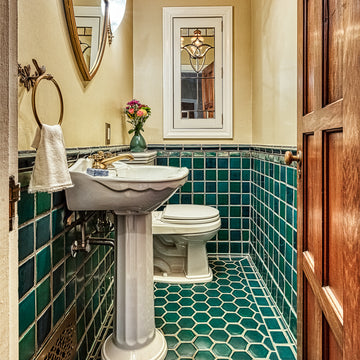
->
<box><xmin>101</xmin><ymin>213</ymin><xmax>167</xmax><ymax>360</ymax></box>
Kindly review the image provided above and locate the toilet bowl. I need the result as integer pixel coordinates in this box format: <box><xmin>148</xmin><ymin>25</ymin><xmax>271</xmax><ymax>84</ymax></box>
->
<box><xmin>152</xmin><ymin>204</ymin><xmax>221</xmax><ymax>283</ymax></box>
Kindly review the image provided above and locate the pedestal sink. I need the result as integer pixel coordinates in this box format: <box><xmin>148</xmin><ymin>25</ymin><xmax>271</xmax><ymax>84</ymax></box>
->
<box><xmin>65</xmin><ymin>158</ymin><xmax>189</xmax><ymax>360</ymax></box>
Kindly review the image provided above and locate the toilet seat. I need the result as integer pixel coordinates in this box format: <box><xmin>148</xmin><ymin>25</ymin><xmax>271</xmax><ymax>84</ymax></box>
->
<box><xmin>152</xmin><ymin>205</ymin><xmax>221</xmax><ymax>235</ymax></box>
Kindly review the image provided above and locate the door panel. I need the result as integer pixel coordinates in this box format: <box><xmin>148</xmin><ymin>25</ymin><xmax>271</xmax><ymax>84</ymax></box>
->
<box><xmin>324</xmin><ymin>130</ymin><xmax>343</xmax><ymax>307</ymax></box>
<box><xmin>304</xmin><ymin>279</ymin><xmax>322</xmax><ymax>360</ymax></box>
<box><xmin>323</xmin><ymin>317</ymin><xmax>342</xmax><ymax>360</ymax></box>
<box><xmin>323</xmin><ymin>0</ymin><xmax>343</xmax><ymax>105</ymax></box>
<box><xmin>299</xmin><ymin>0</ymin><xmax>360</xmax><ymax>358</ymax></box>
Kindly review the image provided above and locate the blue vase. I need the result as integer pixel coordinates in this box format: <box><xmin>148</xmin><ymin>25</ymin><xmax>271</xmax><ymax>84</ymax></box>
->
<box><xmin>130</xmin><ymin>132</ymin><xmax>147</xmax><ymax>152</ymax></box>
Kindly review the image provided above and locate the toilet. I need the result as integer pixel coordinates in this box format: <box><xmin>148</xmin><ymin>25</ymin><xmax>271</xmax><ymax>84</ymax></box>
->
<box><xmin>152</xmin><ymin>204</ymin><xmax>221</xmax><ymax>284</ymax></box>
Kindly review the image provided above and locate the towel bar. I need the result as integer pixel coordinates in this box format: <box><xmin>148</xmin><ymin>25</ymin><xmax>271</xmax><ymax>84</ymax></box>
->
<box><xmin>31</xmin><ymin>73</ymin><xmax>64</xmax><ymax>129</ymax></box>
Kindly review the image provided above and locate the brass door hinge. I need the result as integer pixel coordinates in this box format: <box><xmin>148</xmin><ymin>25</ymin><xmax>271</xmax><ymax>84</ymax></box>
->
<box><xmin>9</xmin><ymin>176</ymin><xmax>20</xmax><ymax>231</ymax></box>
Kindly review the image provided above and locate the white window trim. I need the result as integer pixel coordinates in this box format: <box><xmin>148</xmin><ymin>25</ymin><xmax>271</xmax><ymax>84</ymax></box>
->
<box><xmin>163</xmin><ymin>6</ymin><xmax>233</xmax><ymax>139</ymax></box>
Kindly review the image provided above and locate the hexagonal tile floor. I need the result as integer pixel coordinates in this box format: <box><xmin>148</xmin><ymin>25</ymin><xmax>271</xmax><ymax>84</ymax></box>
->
<box><xmin>91</xmin><ymin>256</ymin><xmax>296</xmax><ymax>360</ymax></box>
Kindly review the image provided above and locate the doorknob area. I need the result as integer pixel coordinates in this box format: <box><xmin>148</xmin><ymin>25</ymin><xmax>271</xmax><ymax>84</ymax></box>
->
<box><xmin>284</xmin><ymin>150</ymin><xmax>302</xmax><ymax>165</ymax></box>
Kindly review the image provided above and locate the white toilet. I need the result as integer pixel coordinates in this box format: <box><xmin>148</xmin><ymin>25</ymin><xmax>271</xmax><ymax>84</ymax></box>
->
<box><xmin>152</xmin><ymin>204</ymin><xmax>221</xmax><ymax>284</ymax></box>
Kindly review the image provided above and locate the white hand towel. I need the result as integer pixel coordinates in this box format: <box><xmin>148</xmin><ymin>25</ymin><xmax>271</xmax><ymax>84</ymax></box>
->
<box><xmin>29</xmin><ymin>124</ymin><xmax>73</xmax><ymax>193</ymax></box>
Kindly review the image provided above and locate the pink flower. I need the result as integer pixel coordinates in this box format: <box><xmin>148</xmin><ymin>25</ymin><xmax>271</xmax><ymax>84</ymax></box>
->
<box><xmin>129</xmin><ymin>108</ymin><xmax>135</xmax><ymax>114</ymax></box>
<box><xmin>137</xmin><ymin>109</ymin><xmax>147</xmax><ymax>117</ymax></box>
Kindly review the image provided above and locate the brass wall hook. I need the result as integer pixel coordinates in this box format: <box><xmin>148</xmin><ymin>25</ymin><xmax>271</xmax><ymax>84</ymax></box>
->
<box><xmin>18</xmin><ymin>58</ymin><xmax>46</xmax><ymax>91</ymax></box>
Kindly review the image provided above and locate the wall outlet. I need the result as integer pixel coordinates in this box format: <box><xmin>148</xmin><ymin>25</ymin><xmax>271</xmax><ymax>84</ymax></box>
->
<box><xmin>105</xmin><ymin>123</ymin><xmax>111</xmax><ymax>145</ymax></box>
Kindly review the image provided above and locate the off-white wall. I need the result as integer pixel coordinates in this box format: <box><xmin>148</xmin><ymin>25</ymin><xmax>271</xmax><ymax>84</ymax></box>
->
<box><xmin>132</xmin><ymin>0</ymin><xmax>252</xmax><ymax>144</ymax></box>
<box><xmin>18</xmin><ymin>0</ymin><xmax>134</xmax><ymax>150</ymax></box>
<box><xmin>251</xmin><ymin>0</ymin><xmax>297</xmax><ymax>146</ymax></box>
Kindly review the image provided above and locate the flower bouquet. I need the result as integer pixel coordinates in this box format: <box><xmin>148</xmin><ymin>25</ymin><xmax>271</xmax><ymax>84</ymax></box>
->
<box><xmin>125</xmin><ymin>99</ymin><xmax>151</xmax><ymax>152</ymax></box>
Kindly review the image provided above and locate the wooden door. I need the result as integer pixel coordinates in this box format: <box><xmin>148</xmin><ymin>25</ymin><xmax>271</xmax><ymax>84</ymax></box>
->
<box><xmin>297</xmin><ymin>0</ymin><xmax>360</xmax><ymax>358</ymax></box>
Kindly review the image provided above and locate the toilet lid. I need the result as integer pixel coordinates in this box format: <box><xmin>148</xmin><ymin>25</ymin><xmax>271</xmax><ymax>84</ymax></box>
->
<box><xmin>161</xmin><ymin>205</ymin><xmax>219</xmax><ymax>224</ymax></box>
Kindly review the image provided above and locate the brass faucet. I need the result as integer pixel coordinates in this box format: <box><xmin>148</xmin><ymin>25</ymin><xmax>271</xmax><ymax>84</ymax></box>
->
<box><xmin>89</xmin><ymin>151</ymin><xmax>134</xmax><ymax>169</ymax></box>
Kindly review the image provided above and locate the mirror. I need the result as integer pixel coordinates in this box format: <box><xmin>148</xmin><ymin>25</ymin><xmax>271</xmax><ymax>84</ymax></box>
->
<box><xmin>63</xmin><ymin>0</ymin><xmax>109</xmax><ymax>81</ymax></box>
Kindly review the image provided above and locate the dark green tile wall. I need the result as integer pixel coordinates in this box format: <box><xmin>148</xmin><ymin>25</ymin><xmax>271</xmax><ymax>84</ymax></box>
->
<box><xmin>156</xmin><ymin>148</ymin><xmax>251</xmax><ymax>254</ymax></box>
<box><xmin>17</xmin><ymin>145</ymin><xmax>125</xmax><ymax>360</ymax></box>
<box><xmin>249</xmin><ymin>148</ymin><xmax>297</xmax><ymax>339</ymax></box>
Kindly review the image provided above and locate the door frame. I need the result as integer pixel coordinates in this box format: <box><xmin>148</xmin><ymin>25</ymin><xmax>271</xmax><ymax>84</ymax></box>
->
<box><xmin>0</xmin><ymin>0</ymin><xmax>19</xmax><ymax>359</ymax></box>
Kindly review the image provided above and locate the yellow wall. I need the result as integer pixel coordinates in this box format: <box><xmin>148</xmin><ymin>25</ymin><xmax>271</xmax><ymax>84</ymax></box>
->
<box><xmin>18</xmin><ymin>0</ymin><xmax>134</xmax><ymax>150</ymax></box>
<box><xmin>18</xmin><ymin>0</ymin><xmax>297</xmax><ymax>149</ymax></box>
<box><xmin>251</xmin><ymin>0</ymin><xmax>297</xmax><ymax>146</ymax></box>
<box><xmin>133</xmin><ymin>0</ymin><xmax>252</xmax><ymax>144</ymax></box>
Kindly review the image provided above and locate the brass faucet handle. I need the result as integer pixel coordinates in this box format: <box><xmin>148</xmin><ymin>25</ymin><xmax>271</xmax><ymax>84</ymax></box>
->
<box><xmin>89</xmin><ymin>151</ymin><xmax>106</xmax><ymax>169</ymax></box>
<box><xmin>100</xmin><ymin>153</ymin><xmax>135</xmax><ymax>168</ymax></box>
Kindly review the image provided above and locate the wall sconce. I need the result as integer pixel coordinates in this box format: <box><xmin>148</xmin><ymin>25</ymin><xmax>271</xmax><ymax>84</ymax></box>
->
<box><xmin>108</xmin><ymin>0</ymin><xmax>127</xmax><ymax>44</ymax></box>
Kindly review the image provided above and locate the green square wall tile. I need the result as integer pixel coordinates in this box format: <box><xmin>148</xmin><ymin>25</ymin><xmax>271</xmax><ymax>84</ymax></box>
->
<box><xmin>52</xmin><ymin>208</ymin><xmax>65</xmax><ymax>237</ymax></box>
<box><xmin>218</xmin><ymin>170</ymin><xmax>228</xmax><ymax>180</ymax></box>
<box><xmin>52</xmin><ymin>235</ymin><xmax>65</xmax><ymax>266</ymax></box>
<box><xmin>218</xmin><ymin>182</ymin><xmax>228</xmax><ymax>193</ymax></box>
<box><xmin>53</xmin><ymin>291</ymin><xmax>65</xmax><ymax>326</ymax></box>
<box><xmin>19</xmin><ymin>290</ymin><xmax>35</xmax><ymax>336</ymax></box>
<box><xmin>36</xmin><ymin>192</ymin><xmax>51</xmax><ymax>215</ymax></box>
<box><xmin>169</xmin><ymin>158</ymin><xmax>179</xmax><ymax>167</ymax></box>
<box><xmin>66</xmin><ymin>256</ymin><xmax>76</xmax><ymax>282</ymax></box>
<box><xmin>53</xmin><ymin>263</ymin><xmax>65</xmax><ymax>297</ymax></box>
<box><xmin>230</xmin><ymin>182</ymin><xmax>241</xmax><ymax>192</ymax></box>
<box><xmin>205</xmin><ymin>170</ymin><xmax>216</xmax><ymax>180</ymax></box>
<box><xmin>193</xmin><ymin>194</ymin><xmax>204</xmax><ymax>205</ymax></box>
<box><xmin>36</xmin><ymin>276</ymin><xmax>51</xmax><ymax>315</ymax></box>
<box><xmin>36</xmin><ymin>215</ymin><xmax>50</xmax><ymax>249</ymax></box>
<box><xmin>19</xmin><ymin>224</ymin><xmax>34</xmax><ymax>261</ymax></box>
<box><xmin>36</xmin><ymin>246</ymin><xmax>51</xmax><ymax>282</ymax></box>
<box><xmin>19</xmin><ymin>257</ymin><xmax>34</xmax><ymax>299</ymax></box>
<box><xmin>19</xmin><ymin>326</ymin><xmax>35</xmax><ymax>360</ymax></box>
<box><xmin>18</xmin><ymin>191</ymin><xmax>34</xmax><ymax>225</ymax></box>
<box><xmin>193</xmin><ymin>158</ymin><xmax>204</xmax><ymax>169</ymax></box>
<box><xmin>53</xmin><ymin>191</ymin><xmax>65</xmax><ymax>207</ymax></box>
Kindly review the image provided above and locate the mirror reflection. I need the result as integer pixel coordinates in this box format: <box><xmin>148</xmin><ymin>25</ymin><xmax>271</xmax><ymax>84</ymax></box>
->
<box><xmin>63</xmin><ymin>0</ymin><xmax>109</xmax><ymax>80</ymax></box>
<box><xmin>180</xmin><ymin>27</ymin><xmax>215</xmax><ymax>119</ymax></box>
<box><xmin>73</xmin><ymin>0</ymin><xmax>105</xmax><ymax>71</ymax></box>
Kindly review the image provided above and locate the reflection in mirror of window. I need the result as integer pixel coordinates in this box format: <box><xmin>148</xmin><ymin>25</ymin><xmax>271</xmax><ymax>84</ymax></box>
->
<box><xmin>74</xmin><ymin>5</ymin><xmax>103</xmax><ymax>71</ymax></box>
<box><xmin>163</xmin><ymin>7</ymin><xmax>233</xmax><ymax>139</ymax></box>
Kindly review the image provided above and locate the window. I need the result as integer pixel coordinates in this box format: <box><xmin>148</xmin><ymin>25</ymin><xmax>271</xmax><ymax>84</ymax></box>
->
<box><xmin>163</xmin><ymin>7</ymin><xmax>233</xmax><ymax>138</ymax></box>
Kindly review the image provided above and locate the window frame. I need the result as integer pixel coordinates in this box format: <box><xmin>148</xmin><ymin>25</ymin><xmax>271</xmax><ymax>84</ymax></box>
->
<box><xmin>163</xmin><ymin>6</ymin><xmax>233</xmax><ymax>139</ymax></box>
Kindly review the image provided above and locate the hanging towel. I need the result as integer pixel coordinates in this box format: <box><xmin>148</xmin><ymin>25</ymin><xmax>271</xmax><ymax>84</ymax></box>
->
<box><xmin>29</xmin><ymin>124</ymin><xmax>73</xmax><ymax>193</ymax></box>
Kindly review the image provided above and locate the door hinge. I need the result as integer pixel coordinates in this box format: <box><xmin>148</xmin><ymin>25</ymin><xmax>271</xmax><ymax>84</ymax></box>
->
<box><xmin>9</xmin><ymin>176</ymin><xmax>20</xmax><ymax>231</ymax></box>
<box><xmin>221</xmin><ymin>21</ymin><xmax>223</xmax><ymax>32</ymax></box>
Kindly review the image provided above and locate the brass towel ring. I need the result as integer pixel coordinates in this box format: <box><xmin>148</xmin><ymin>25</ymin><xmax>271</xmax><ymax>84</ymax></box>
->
<box><xmin>31</xmin><ymin>74</ymin><xmax>64</xmax><ymax>129</ymax></box>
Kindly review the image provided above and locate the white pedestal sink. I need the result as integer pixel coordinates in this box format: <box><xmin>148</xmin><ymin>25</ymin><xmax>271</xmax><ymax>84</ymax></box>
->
<box><xmin>65</xmin><ymin>159</ymin><xmax>189</xmax><ymax>360</ymax></box>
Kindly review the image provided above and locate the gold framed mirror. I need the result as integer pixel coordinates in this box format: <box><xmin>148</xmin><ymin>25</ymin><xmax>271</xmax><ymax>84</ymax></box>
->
<box><xmin>63</xmin><ymin>0</ymin><xmax>109</xmax><ymax>81</ymax></box>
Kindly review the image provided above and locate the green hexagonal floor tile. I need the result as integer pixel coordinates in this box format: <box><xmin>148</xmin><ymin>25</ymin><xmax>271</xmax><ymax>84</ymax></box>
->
<box><xmin>244</xmin><ymin>329</ymin><xmax>264</xmax><ymax>343</ymax></box>
<box><xmin>210</xmin><ymin>329</ymin><xmax>229</xmax><ymax>342</ymax></box>
<box><xmin>248</xmin><ymin>343</ymin><xmax>270</xmax><ymax>358</ymax></box>
<box><xmin>194</xmin><ymin>336</ymin><xmax>214</xmax><ymax>350</ymax></box>
<box><xmin>229</xmin><ymin>336</ymin><xmax>248</xmax><ymax>350</ymax></box>
<box><xmin>178</xmin><ymin>317</ymin><xmax>196</xmax><ymax>328</ymax></box>
<box><xmin>194</xmin><ymin>350</ymin><xmax>215</xmax><ymax>360</ymax></box>
<box><xmin>194</xmin><ymin>324</ymin><xmax>212</xmax><ymax>335</ymax></box>
<box><xmin>177</xmin><ymin>329</ymin><xmax>196</xmax><ymax>341</ymax></box>
<box><xmin>212</xmin><ymin>343</ymin><xmax>232</xmax><ymax>357</ymax></box>
<box><xmin>193</xmin><ymin>312</ymin><xmax>210</xmax><ymax>323</ymax></box>
<box><xmin>177</xmin><ymin>343</ymin><xmax>197</xmax><ymax>357</ymax></box>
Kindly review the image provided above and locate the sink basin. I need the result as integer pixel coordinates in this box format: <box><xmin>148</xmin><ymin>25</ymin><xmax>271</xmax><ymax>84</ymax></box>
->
<box><xmin>65</xmin><ymin>158</ymin><xmax>189</xmax><ymax>214</ymax></box>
